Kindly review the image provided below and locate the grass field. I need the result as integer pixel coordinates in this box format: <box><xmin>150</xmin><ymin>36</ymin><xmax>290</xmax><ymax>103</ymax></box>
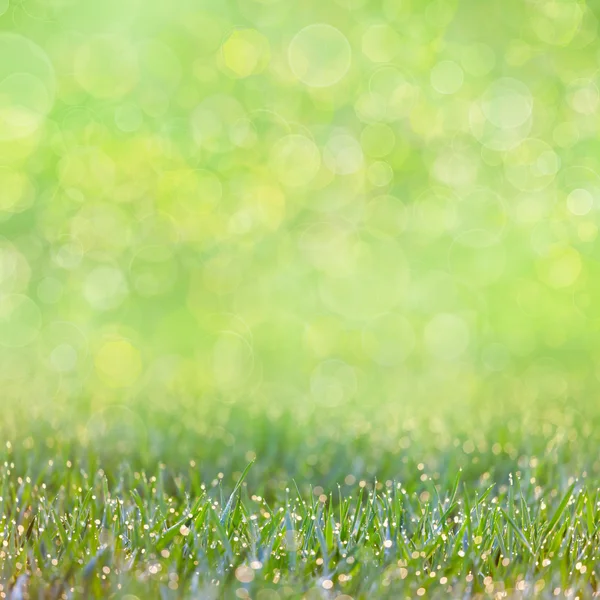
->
<box><xmin>3</xmin><ymin>0</ymin><xmax>600</xmax><ymax>597</ymax></box>
<box><xmin>2</xmin><ymin>396</ymin><xmax>600</xmax><ymax>598</ymax></box>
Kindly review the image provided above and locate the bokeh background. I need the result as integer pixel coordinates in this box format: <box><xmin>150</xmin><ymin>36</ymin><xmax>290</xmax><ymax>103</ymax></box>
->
<box><xmin>2</xmin><ymin>0</ymin><xmax>600</xmax><ymax>480</ymax></box>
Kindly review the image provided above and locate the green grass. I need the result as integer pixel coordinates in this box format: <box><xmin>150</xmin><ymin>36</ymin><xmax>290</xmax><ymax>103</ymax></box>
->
<box><xmin>2</xmin><ymin>398</ymin><xmax>600</xmax><ymax>599</ymax></box>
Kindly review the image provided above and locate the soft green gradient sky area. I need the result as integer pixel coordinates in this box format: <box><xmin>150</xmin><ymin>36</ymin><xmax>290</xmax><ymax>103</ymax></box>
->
<box><xmin>0</xmin><ymin>0</ymin><xmax>599</xmax><ymax>427</ymax></box>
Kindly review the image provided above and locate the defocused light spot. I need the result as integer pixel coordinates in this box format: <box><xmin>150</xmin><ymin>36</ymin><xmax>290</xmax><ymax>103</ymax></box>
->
<box><xmin>362</xmin><ymin>313</ymin><xmax>415</xmax><ymax>366</ymax></box>
<box><xmin>51</xmin><ymin>238</ymin><xmax>82</xmax><ymax>271</ymax></box>
<box><xmin>83</xmin><ymin>266</ymin><xmax>128</xmax><ymax>310</ymax></box>
<box><xmin>0</xmin><ymin>294</ymin><xmax>42</xmax><ymax>348</ymax></box>
<box><xmin>191</xmin><ymin>94</ymin><xmax>245</xmax><ymax>153</ymax></box>
<box><xmin>235</xmin><ymin>565</ymin><xmax>255</xmax><ymax>583</ymax></box>
<box><xmin>157</xmin><ymin>169</ymin><xmax>222</xmax><ymax>228</ymax></box>
<box><xmin>95</xmin><ymin>339</ymin><xmax>142</xmax><ymax>387</ymax></box>
<box><xmin>363</xmin><ymin>195</ymin><xmax>406</xmax><ymax>238</ymax></box>
<box><xmin>425</xmin><ymin>0</ymin><xmax>457</xmax><ymax>28</ymax></box>
<box><xmin>424</xmin><ymin>313</ymin><xmax>470</xmax><ymax>361</ymax></box>
<box><xmin>410</xmin><ymin>188</ymin><xmax>458</xmax><ymax>241</ymax></box>
<box><xmin>470</xmin><ymin>107</ymin><xmax>530</xmax><ymax>152</ymax></box>
<box><xmin>361</xmin><ymin>24</ymin><xmax>401</xmax><ymax>63</ymax></box>
<box><xmin>537</xmin><ymin>245</ymin><xmax>582</xmax><ymax>289</ymax></box>
<box><xmin>0</xmin><ymin>240</ymin><xmax>30</xmax><ymax>294</ymax></box>
<box><xmin>367</xmin><ymin>161</ymin><xmax>393</xmax><ymax>187</ymax></box>
<box><xmin>299</xmin><ymin>221</ymin><xmax>355</xmax><ymax>275</ymax></box>
<box><xmin>288</xmin><ymin>24</ymin><xmax>351</xmax><ymax>88</ymax></box>
<box><xmin>559</xmin><ymin>167</ymin><xmax>600</xmax><ymax>220</ymax></box>
<box><xmin>360</xmin><ymin>123</ymin><xmax>395</xmax><ymax>157</ymax></box>
<box><xmin>237</xmin><ymin>180</ymin><xmax>286</xmax><ymax>231</ymax></box>
<box><xmin>71</xmin><ymin>204</ymin><xmax>130</xmax><ymax>255</ymax></box>
<box><xmin>40</xmin><ymin>321</ymin><xmax>87</xmax><ymax>374</ymax></box>
<box><xmin>323</xmin><ymin>133</ymin><xmax>363</xmax><ymax>175</ymax></box>
<box><xmin>481</xmin><ymin>78</ymin><xmax>533</xmax><ymax>129</ymax></box>
<box><xmin>270</xmin><ymin>134</ymin><xmax>321</xmax><ymax>187</ymax></box>
<box><xmin>228</xmin><ymin>208</ymin><xmax>252</xmax><ymax>236</ymax></box>
<box><xmin>504</xmin><ymin>139</ymin><xmax>559</xmax><ymax>192</ymax></box>
<box><xmin>453</xmin><ymin>187</ymin><xmax>507</xmax><ymax>247</ymax></box>
<box><xmin>227</xmin><ymin>117</ymin><xmax>257</xmax><ymax>149</ymax></box>
<box><xmin>355</xmin><ymin>92</ymin><xmax>385</xmax><ymax>123</ymax></box>
<box><xmin>530</xmin><ymin>0</ymin><xmax>583</xmax><ymax>46</ymax></box>
<box><xmin>471</xmin><ymin>78</ymin><xmax>533</xmax><ymax>151</ymax></box>
<box><xmin>430</xmin><ymin>60</ymin><xmax>463</xmax><ymax>95</ymax></box>
<box><xmin>58</xmin><ymin>146</ymin><xmax>116</xmax><ymax>193</ymax></box>
<box><xmin>432</xmin><ymin>150</ymin><xmax>477</xmax><ymax>188</ymax></box>
<box><xmin>0</xmin><ymin>33</ymin><xmax>55</xmax><ymax>140</ymax></box>
<box><xmin>567</xmin><ymin>79</ymin><xmax>599</xmax><ymax>115</ymax></box>
<box><xmin>567</xmin><ymin>188</ymin><xmax>594</xmax><ymax>216</ymax></box>
<box><xmin>364</xmin><ymin>67</ymin><xmax>419</xmax><ymax>122</ymax></box>
<box><xmin>74</xmin><ymin>35</ymin><xmax>138</xmax><ymax>98</ymax></box>
<box><xmin>310</xmin><ymin>359</ymin><xmax>357</xmax><ymax>407</ymax></box>
<box><xmin>574</xmin><ymin>5</ymin><xmax>600</xmax><ymax>49</ymax></box>
<box><xmin>50</xmin><ymin>343</ymin><xmax>78</xmax><ymax>373</ymax></box>
<box><xmin>221</xmin><ymin>29</ymin><xmax>270</xmax><ymax>78</ymax></box>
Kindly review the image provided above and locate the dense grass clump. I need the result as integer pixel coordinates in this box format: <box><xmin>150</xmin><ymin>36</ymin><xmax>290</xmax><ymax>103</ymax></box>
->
<box><xmin>1</xmin><ymin>399</ymin><xmax>599</xmax><ymax>599</ymax></box>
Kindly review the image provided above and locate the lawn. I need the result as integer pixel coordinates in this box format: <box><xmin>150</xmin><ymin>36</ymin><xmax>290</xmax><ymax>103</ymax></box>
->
<box><xmin>2</xmin><ymin>396</ymin><xmax>599</xmax><ymax>598</ymax></box>
<box><xmin>2</xmin><ymin>0</ymin><xmax>600</xmax><ymax>597</ymax></box>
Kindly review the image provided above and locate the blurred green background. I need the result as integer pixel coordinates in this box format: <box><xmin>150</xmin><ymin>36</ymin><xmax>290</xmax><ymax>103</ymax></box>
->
<box><xmin>1</xmin><ymin>0</ymin><xmax>600</xmax><ymax>472</ymax></box>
